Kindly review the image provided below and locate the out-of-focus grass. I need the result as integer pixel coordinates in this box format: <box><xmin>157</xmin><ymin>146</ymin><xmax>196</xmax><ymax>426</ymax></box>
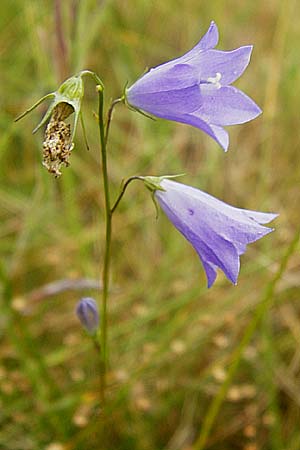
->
<box><xmin>1</xmin><ymin>0</ymin><xmax>300</xmax><ymax>449</ymax></box>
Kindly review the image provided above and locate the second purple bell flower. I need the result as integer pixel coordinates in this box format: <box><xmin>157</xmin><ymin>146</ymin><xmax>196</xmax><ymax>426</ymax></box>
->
<box><xmin>126</xmin><ymin>21</ymin><xmax>261</xmax><ymax>151</ymax></box>
<box><xmin>145</xmin><ymin>178</ymin><xmax>277</xmax><ymax>288</ymax></box>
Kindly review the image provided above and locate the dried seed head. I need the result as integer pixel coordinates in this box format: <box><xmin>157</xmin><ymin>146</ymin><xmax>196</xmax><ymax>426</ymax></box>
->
<box><xmin>15</xmin><ymin>73</ymin><xmax>88</xmax><ymax>177</ymax></box>
<box><xmin>42</xmin><ymin>102</ymin><xmax>74</xmax><ymax>177</ymax></box>
<box><xmin>15</xmin><ymin>73</ymin><xmax>107</xmax><ymax>178</ymax></box>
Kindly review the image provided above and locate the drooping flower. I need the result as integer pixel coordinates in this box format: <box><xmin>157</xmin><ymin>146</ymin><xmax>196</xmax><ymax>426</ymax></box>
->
<box><xmin>76</xmin><ymin>297</ymin><xmax>99</xmax><ymax>334</ymax></box>
<box><xmin>126</xmin><ymin>22</ymin><xmax>261</xmax><ymax>151</ymax></box>
<box><xmin>143</xmin><ymin>177</ymin><xmax>277</xmax><ymax>287</ymax></box>
<box><xmin>15</xmin><ymin>74</ymin><xmax>84</xmax><ymax>177</ymax></box>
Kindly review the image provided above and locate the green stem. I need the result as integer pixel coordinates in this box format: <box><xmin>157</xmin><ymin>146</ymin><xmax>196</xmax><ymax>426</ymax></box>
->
<box><xmin>111</xmin><ymin>176</ymin><xmax>143</xmax><ymax>214</ymax></box>
<box><xmin>79</xmin><ymin>70</ymin><xmax>103</xmax><ymax>87</ymax></box>
<box><xmin>97</xmin><ymin>84</ymin><xmax>111</xmax><ymax>403</ymax></box>
<box><xmin>105</xmin><ymin>98</ymin><xmax>123</xmax><ymax>144</ymax></box>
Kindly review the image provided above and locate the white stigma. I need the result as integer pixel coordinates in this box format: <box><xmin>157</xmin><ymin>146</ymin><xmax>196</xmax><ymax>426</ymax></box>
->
<box><xmin>207</xmin><ymin>72</ymin><xmax>222</xmax><ymax>89</ymax></box>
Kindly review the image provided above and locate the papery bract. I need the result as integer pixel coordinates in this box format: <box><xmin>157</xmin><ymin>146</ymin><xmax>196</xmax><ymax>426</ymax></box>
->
<box><xmin>153</xmin><ymin>179</ymin><xmax>277</xmax><ymax>287</ymax></box>
<box><xmin>126</xmin><ymin>22</ymin><xmax>261</xmax><ymax>151</ymax></box>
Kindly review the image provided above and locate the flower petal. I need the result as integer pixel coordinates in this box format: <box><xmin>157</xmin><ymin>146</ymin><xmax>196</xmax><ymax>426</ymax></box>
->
<box><xmin>208</xmin><ymin>124</ymin><xmax>229</xmax><ymax>150</ymax></box>
<box><xmin>200</xmin><ymin>260</ymin><xmax>217</xmax><ymax>288</ymax></box>
<box><xmin>164</xmin><ymin>181</ymin><xmax>277</xmax><ymax>230</ymax></box>
<box><xmin>126</xmin><ymin>64</ymin><xmax>201</xmax><ymax>115</ymax></box>
<box><xmin>191</xmin><ymin>229</ymin><xmax>240</xmax><ymax>285</ymax></box>
<box><xmin>196</xmin><ymin>46</ymin><xmax>253</xmax><ymax>85</ymax></box>
<box><xmin>127</xmin><ymin>64</ymin><xmax>200</xmax><ymax>95</ymax></box>
<box><xmin>243</xmin><ymin>210</ymin><xmax>279</xmax><ymax>224</ymax></box>
<box><xmin>160</xmin><ymin>112</ymin><xmax>229</xmax><ymax>150</ymax></box>
<box><xmin>156</xmin><ymin>184</ymin><xmax>240</xmax><ymax>285</ymax></box>
<box><xmin>196</xmin><ymin>86</ymin><xmax>262</xmax><ymax>126</ymax></box>
<box><xmin>179</xmin><ymin>21</ymin><xmax>219</xmax><ymax>62</ymax></box>
<box><xmin>197</xmin><ymin>21</ymin><xmax>219</xmax><ymax>51</ymax></box>
<box><xmin>155</xmin><ymin>21</ymin><xmax>219</xmax><ymax>70</ymax></box>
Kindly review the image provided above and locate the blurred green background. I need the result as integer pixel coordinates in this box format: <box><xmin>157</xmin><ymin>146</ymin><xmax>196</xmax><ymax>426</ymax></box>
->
<box><xmin>1</xmin><ymin>0</ymin><xmax>300</xmax><ymax>449</ymax></box>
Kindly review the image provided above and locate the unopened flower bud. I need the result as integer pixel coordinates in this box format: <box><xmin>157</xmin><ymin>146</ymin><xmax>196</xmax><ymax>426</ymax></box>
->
<box><xmin>76</xmin><ymin>297</ymin><xmax>99</xmax><ymax>334</ymax></box>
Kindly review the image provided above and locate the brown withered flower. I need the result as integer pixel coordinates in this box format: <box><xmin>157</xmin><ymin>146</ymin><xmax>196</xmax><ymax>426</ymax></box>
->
<box><xmin>42</xmin><ymin>102</ymin><xmax>74</xmax><ymax>176</ymax></box>
<box><xmin>15</xmin><ymin>74</ymin><xmax>84</xmax><ymax>177</ymax></box>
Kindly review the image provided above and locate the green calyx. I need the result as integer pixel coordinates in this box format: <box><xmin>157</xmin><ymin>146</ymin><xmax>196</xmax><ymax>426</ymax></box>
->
<box><xmin>57</xmin><ymin>75</ymin><xmax>84</xmax><ymax>102</ymax></box>
<box><xmin>142</xmin><ymin>176</ymin><xmax>167</xmax><ymax>193</ymax></box>
<box><xmin>141</xmin><ymin>177</ymin><xmax>166</xmax><ymax>219</ymax></box>
<box><xmin>15</xmin><ymin>73</ymin><xmax>85</xmax><ymax>136</ymax></box>
<box><xmin>15</xmin><ymin>70</ymin><xmax>107</xmax><ymax>138</ymax></box>
<box><xmin>142</xmin><ymin>174</ymin><xmax>185</xmax><ymax>193</ymax></box>
<box><xmin>33</xmin><ymin>75</ymin><xmax>84</xmax><ymax>135</ymax></box>
<box><xmin>122</xmin><ymin>84</ymin><xmax>155</xmax><ymax>121</ymax></box>
<box><xmin>141</xmin><ymin>175</ymin><xmax>185</xmax><ymax>219</ymax></box>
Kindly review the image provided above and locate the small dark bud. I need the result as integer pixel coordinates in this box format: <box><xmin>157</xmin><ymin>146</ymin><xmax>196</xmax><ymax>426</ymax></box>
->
<box><xmin>76</xmin><ymin>297</ymin><xmax>99</xmax><ymax>334</ymax></box>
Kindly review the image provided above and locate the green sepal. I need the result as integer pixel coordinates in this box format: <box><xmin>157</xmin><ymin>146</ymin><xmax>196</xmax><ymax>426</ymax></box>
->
<box><xmin>14</xmin><ymin>93</ymin><xmax>55</xmax><ymax>123</ymax></box>
<box><xmin>141</xmin><ymin>174</ymin><xmax>185</xmax><ymax>193</ymax></box>
<box><xmin>15</xmin><ymin>74</ymin><xmax>85</xmax><ymax>139</ymax></box>
<box><xmin>33</xmin><ymin>74</ymin><xmax>84</xmax><ymax>137</ymax></box>
<box><xmin>122</xmin><ymin>83</ymin><xmax>155</xmax><ymax>121</ymax></box>
<box><xmin>141</xmin><ymin>175</ymin><xmax>185</xmax><ymax>219</ymax></box>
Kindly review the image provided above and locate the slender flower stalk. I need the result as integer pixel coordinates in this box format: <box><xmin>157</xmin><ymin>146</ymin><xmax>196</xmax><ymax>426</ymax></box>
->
<box><xmin>105</xmin><ymin>97</ymin><xmax>124</xmax><ymax>144</ymax></box>
<box><xmin>111</xmin><ymin>176</ymin><xmax>144</xmax><ymax>214</ymax></box>
<box><xmin>96</xmin><ymin>84</ymin><xmax>112</xmax><ymax>403</ymax></box>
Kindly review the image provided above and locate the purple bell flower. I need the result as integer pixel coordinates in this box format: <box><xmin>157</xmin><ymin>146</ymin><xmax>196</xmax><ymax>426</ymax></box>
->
<box><xmin>126</xmin><ymin>21</ymin><xmax>262</xmax><ymax>151</ymax></box>
<box><xmin>153</xmin><ymin>179</ymin><xmax>277</xmax><ymax>287</ymax></box>
<box><xmin>76</xmin><ymin>297</ymin><xmax>99</xmax><ymax>334</ymax></box>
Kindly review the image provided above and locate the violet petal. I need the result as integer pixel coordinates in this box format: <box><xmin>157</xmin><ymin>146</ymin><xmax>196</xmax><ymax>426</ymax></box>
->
<box><xmin>196</xmin><ymin>85</ymin><xmax>262</xmax><ymax>125</ymax></box>
<box><xmin>197</xmin><ymin>46</ymin><xmax>253</xmax><ymax>85</ymax></box>
<box><xmin>178</xmin><ymin>21</ymin><xmax>219</xmax><ymax>62</ymax></box>
<box><xmin>126</xmin><ymin>64</ymin><xmax>201</xmax><ymax>115</ymax></box>
<box><xmin>158</xmin><ymin>112</ymin><xmax>229</xmax><ymax>150</ymax></box>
